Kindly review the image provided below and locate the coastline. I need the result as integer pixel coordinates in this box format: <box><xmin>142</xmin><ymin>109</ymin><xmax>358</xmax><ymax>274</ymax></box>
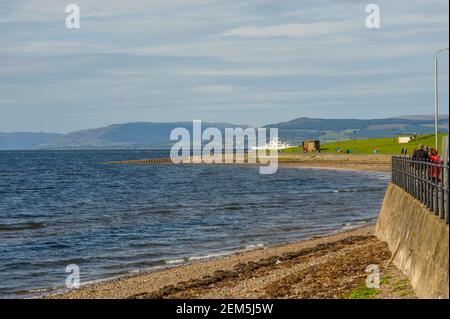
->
<box><xmin>47</xmin><ymin>223</ymin><xmax>414</xmax><ymax>299</ymax></box>
<box><xmin>106</xmin><ymin>153</ymin><xmax>392</xmax><ymax>173</ymax></box>
<box><xmin>42</xmin><ymin>156</ymin><xmax>400</xmax><ymax>299</ymax></box>
<box><xmin>278</xmin><ymin>153</ymin><xmax>391</xmax><ymax>172</ymax></box>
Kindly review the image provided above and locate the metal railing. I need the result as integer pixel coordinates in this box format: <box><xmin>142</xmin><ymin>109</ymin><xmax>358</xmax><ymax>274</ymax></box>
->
<box><xmin>392</xmin><ymin>156</ymin><xmax>449</xmax><ymax>224</ymax></box>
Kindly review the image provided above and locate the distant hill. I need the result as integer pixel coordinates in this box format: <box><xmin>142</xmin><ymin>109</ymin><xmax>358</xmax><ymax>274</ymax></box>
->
<box><xmin>392</xmin><ymin>115</ymin><xmax>448</xmax><ymax>121</ymax></box>
<box><xmin>32</xmin><ymin>122</ymin><xmax>248</xmax><ymax>150</ymax></box>
<box><xmin>0</xmin><ymin>132</ymin><xmax>61</xmax><ymax>150</ymax></box>
<box><xmin>0</xmin><ymin>115</ymin><xmax>448</xmax><ymax>150</ymax></box>
<box><xmin>265</xmin><ymin>115</ymin><xmax>449</xmax><ymax>144</ymax></box>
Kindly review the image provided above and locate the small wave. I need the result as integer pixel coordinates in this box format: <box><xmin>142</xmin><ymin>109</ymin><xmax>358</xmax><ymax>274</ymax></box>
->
<box><xmin>0</xmin><ymin>222</ymin><xmax>44</xmax><ymax>232</ymax></box>
<box><xmin>245</xmin><ymin>243</ymin><xmax>264</xmax><ymax>250</ymax></box>
<box><xmin>223</xmin><ymin>205</ymin><xmax>242</xmax><ymax>211</ymax></box>
<box><xmin>129</xmin><ymin>265</ymin><xmax>166</xmax><ymax>274</ymax></box>
<box><xmin>340</xmin><ymin>219</ymin><xmax>375</xmax><ymax>231</ymax></box>
<box><xmin>14</xmin><ymin>286</ymin><xmax>58</xmax><ymax>297</ymax></box>
<box><xmin>128</xmin><ymin>242</ymin><xmax>166</xmax><ymax>249</ymax></box>
<box><xmin>332</xmin><ymin>187</ymin><xmax>385</xmax><ymax>193</ymax></box>
<box><xmin>340</xmin><ymin>223</ymin><xmax>357</xmax><ymax>231</ymax></box>
<box><xmin>187</xmin><ymin>251</ymin><xmax>232</xmax><ymax>261</ymax></box>
<box><xmin>164</xmin><ymin>258</ymin><xmax>186</xmax><ymax>265</ymax></box>
<box><xmin>24</xmin><ymin>287</ymin><xmax>53</xmax><ymax>294</ymax></box>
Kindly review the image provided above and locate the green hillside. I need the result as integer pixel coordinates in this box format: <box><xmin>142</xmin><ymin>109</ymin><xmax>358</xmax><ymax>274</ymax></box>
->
<box><xmin>282</xmin><ymin>133</ymin><xmax>448</xmax><ymax>155</ymax></box>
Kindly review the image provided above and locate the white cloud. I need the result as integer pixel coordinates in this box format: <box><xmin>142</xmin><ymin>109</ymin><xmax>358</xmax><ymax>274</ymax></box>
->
<box><xmin>222</xmin><ymin>21</ymin><xmax>355</xmax><ymax>38</ymax></box>
<box><xmin>0</xmin><ymin>0</ymin><xmax>216</xmax><ymax>22</ymax></box>
<box><xmin>0</xmin><ymin>99</ymin><xmax>16</xmax><ymax>104</ymax></box>
<box><xmin>173</xmin><ymin>66</ymin><xmax>402</xmax><ymax>77</ymax></box>
<box><xmin>0</xmin><ymin>0</ymin><xmax>448</xmax><ymax>131</ymax></box>
<box><xmin>0</xmin><ymin>41</ymin><xmax>100</xmax><ymax>55</ymax></box>
<box><xmin>190</xmin><ymin>85</ymin><xmax>235</xmax><ymax>93</ymax></box>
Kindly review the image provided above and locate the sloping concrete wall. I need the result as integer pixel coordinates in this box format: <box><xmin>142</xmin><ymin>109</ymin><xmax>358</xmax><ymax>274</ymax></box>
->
<box><xmin>375</xmin><ymin>183</ymin><xmax>449</xmax><ymax>299</ymax></box>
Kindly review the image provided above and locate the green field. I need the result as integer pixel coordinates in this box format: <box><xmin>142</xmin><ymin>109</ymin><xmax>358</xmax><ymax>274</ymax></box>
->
<box><xmin>282</xmin><ymin>133</ymin><xmax>448</xmax><ymax>155</ymax></box>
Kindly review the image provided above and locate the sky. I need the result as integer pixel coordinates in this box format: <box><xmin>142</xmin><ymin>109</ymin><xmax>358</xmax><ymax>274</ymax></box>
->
<box><xmin>0</xmin><ymin>0</ymin><xmax>449</xmax><ymax>133</ymax></box>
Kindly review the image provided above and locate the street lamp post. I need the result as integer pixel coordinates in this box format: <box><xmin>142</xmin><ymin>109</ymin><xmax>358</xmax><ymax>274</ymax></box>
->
<box><xmin>434</xmin><ymin>46</ymin><xmax>449</xmax><ymax>151</ymax></box>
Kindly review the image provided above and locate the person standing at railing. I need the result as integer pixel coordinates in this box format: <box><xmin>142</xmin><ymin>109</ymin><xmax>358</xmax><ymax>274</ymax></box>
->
<box><xmin>428</xmin><ymin>148</ymin><xmax>441</xmax><ymax>183</ymax></box>
<box><xmin>412</xmin><ymin>143</ymin><xmax>429</xmax><ymax>160</ymax></box>
<box><xmin>411</xmin><ymin>144</ymin><xmax>429</xmax><ymax>198</ymax></box>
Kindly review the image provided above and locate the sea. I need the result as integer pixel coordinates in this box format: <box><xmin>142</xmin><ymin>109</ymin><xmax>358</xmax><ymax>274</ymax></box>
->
<box><xmin>0</xmin><ymin>150</ymin><xmax>390</xmax><ymax>298</ymax></box>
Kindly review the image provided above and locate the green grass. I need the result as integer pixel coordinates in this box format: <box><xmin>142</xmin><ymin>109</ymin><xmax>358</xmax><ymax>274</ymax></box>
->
<box><xmin>343</xmin><ymin>285</ymin><xmax>380</xmax><ymax>299</ymax></box>
<box><xmin>282</xmin><ymin>133</ymin><xmax>448</xmax><ymax>155</ymax></box>
<box><xmin>343</xmin><ymin>276</ymin><xmax>391</xmax><ymax>299</ymax></box>
<box><xmin>393</xmin><ymin>279</ymin><xmax>410</xmax><ymax>292</ymax></box>
<box><xmin>380</xmin><ymin>277</ymin><xmax>390</xmax><ymax>285</ymax></box>
<box><xmin>342</xmin><ymin>276</ymin><xmax>415</xmax><ymax>299</ymax></box>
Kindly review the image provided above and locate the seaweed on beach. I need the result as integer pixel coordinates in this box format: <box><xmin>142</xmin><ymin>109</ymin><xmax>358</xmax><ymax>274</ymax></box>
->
<box><xmin>131</xmin><ymin>235</ymin><xmax>375</xmax><ymax>299</ymax></box>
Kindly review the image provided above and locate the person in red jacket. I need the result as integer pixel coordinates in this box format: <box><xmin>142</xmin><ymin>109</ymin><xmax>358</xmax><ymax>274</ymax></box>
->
<box><xmin>428</xmin><ymin>148</ymin><xmax>441</xmax><ymax>183</ymax></box>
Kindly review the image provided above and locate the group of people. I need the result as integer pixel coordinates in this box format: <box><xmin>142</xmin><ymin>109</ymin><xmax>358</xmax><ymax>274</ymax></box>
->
<box><xmin>412</xmin><ymin>143</ymin><xmax>441</xmax><ymax>182</ymax></box>
<box><xmin>411</xmin><ymin>143</ymin><xmax>440</xmax><ymax>161</ymax></box>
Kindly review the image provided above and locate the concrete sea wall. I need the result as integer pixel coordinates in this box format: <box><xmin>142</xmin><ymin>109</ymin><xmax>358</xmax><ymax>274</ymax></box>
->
<box><xmin>375</xmin><ymin>183</ymin><xmax>449</xmax><ymax>299</ymax></box>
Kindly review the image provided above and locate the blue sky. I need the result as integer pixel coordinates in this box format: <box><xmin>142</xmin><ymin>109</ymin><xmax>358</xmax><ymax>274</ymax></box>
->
<box><xmin>0</xmin><ymin>0</ymin><xmax>448</xmax><ymax>133</ymax></box>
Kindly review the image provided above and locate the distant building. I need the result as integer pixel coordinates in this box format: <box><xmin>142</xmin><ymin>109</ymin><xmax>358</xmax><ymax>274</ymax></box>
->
<box><xmin>301</xmin><ymin>140</ymin><xmax>320</xmax><ymax>152</ymax></box>
<box><xmin>398</xmin><ymin>135</ymin><xmax>416</xmax><ymax>144</ymax></box>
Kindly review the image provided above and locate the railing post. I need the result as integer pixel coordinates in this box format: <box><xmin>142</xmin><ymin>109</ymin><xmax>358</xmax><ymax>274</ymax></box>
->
<box><xmin>439</xmin><ymin>161</ymin><xmax>444</xmax><ymax>220</ymax></box>
<box><xmin>425</xmin><ymin>160</ymin><xmax>430</xmax><ymax>210</ymax></box>
<box><xmin>430</xmin><ymin>161</ymin><xmax>432</xmax><ymax>213</ymax></box>
<box><xmin>413</xmin><ymin>158</ymin><xmax>416</xmax><ymax>196</ymax></box>
<box><xmin>407</xmin><ymin>157</ymin><xmax>411</xmax><ymax>194</ymax></box>
<box><xmin>409</xmin><ymin>158</ymin><xmax>412</xmax><ymax>193</ymax></box>
<box><xmin>413</xmin><ymin>161</ymin><xmax>421</xmax><ymax>198</ymax></box>
<box><xmin>418</xmin><ymin>160</ymin><xmax>422</xmax><ymax>202</ymax></box>
<box><xmin>434</xmin><ymin>162</ymin><xmax>437</xmax><ymax>215</ymax></box>
<box><xmin>427</xmin><ymin>160</ymin><xmax>431</xmax><ymax>210</ymax></box>
<box><xmin>445</xmin><ymin>162</ymin><xmax>449</xmax><ymax>225</ymax></box>
<box><xmin>426</xmin><ymin>160</ymin><xmax>430</xmax><ymax>210</ymax></box>
<box><xmin>392</xmin><ymin>156</ymin><xmax>395</xmax><ymax>184</ymax></box>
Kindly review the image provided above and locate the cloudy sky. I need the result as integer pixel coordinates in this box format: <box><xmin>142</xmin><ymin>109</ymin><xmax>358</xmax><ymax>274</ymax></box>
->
<box><xmin>0</xmin><ymin>0</ymin><xmax>448</xmax><ymax>132</ymax></box>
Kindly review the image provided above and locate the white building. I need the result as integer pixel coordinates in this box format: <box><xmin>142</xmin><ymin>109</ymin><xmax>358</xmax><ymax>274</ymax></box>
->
<box><xmin>398</xmin><ymin>136</ymin><xmax>415</xmax><ymax>144</ymax></box>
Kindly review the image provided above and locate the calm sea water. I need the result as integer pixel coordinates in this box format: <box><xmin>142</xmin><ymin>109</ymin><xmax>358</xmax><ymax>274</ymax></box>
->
<box><xmin>0</xmin><ymin>150</ymin><xmax>389</xmax><ymax>298</ymax></box>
